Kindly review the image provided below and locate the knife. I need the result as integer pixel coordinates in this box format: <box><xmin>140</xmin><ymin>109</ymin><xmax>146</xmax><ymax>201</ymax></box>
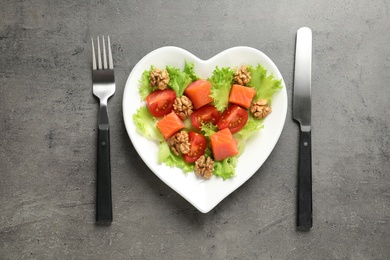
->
<box><xmin>293</xmin><ymin>27</ymin><xmax>312</xmax><ymax>231</ymax></box>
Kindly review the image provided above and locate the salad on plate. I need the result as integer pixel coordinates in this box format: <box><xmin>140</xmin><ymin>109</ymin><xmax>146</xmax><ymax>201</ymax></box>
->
<box><xmin>132</xmin><ymin>60</ymin><xmax>282</xmax><ymax>180</ymax></box>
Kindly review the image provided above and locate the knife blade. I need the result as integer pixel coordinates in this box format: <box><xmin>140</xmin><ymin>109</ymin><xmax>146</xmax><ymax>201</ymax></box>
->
<box><xmin>293</xmin><ymin>27</ymin><xmax>312</xmax><ymax>231</ymax></box>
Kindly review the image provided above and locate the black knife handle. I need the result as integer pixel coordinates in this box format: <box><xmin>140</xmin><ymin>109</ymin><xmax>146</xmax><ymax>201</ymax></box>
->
<box><xmin>96</xmin><ymin>125</ymin><xmax>113</xmax><ymax>223</ymax></box>
<box><xmin>297</xmin><ymin>130</ymin><xmax>312</xmax><ymax>231</ymax></box>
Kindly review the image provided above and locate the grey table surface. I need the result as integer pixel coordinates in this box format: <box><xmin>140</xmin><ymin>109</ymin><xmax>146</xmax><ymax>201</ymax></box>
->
<box><xmin>1</xmin><ymin>0</ymin><xmax>389</xmax><ymax>259</ymax></box>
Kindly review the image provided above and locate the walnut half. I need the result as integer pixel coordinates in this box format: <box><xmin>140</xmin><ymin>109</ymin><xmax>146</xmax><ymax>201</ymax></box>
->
<box><xmin>234</xmin><ymin>65</ymin><xmax>251</xmax><ymax>86</ymax></box>
<box><xmin>169</xmin><ymin>131</ymin><xmax>190</xmax><ymax>156</ymax></box>
<box><xmin>250</xmin><ymin>99</ymin><xmax>272</xmax><ymax>119</ymax></box>
<box><xmin>173</xmin><ymin>95</ymin><xmax>193</xmax><ymax>120</ymax></box>
<box><xmin>149</xmin><ymin>68</ymin><xmax>170</xmax><ymax>90</ymax></box>
<box><xmin>194</xmin><ymin>155</ymin><xmax>214</xmax><ymax>179</ymax></box>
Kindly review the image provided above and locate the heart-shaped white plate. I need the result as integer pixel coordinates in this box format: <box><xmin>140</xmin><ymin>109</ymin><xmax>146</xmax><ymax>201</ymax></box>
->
<box><xmin>123</xmin><ymin>46</ymin><xmax>287</xmax><ymax>213</ymax></box>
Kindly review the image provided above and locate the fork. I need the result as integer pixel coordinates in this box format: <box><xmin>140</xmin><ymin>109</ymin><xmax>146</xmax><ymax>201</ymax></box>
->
<box><xmin>91</xmin><ymin>36</ymin><xmax>115</xmax><ymax>223</ymax></box>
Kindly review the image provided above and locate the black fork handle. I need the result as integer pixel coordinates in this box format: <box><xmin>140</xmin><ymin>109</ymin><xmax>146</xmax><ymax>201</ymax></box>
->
<box><xmin>96</xmin><ymin>124</ymin><xmax>113</xmax><ymax>223</ymax></box>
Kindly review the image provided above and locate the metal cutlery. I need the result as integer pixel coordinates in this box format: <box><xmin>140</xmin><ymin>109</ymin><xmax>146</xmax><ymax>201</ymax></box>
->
<box><xmin>91</xmin><ymin>36</ymin><xmax>115</xmax><ymax>223</ymax></box>
<box><xmin>293</xmin><ymin>27</ymin><xmax>313</xmax><ymax>231</ymax></box>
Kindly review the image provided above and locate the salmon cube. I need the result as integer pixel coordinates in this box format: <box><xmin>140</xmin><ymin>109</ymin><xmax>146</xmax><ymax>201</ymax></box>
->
<box><xmin>210</xmin><ymin>128</ymin><xmax>239</xmax><ymax>161</ymax></box>
<box><xmin>184</xmin><ymin>80</ymin><xmax>213</xmax><ymax>109</ymax></box>
<box><xmin>228</xmin><ymin>84</ymin><xmax>256</xmax><ymax>109</ymax></box>
<box><xmin>157</xmin><ymin>112</ymin><xmax>185</xmax><ymax>139</ymax></box>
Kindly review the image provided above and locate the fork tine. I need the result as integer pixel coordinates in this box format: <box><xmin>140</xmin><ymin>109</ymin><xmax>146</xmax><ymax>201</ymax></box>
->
<box><xmin>102</xmin><ymin>36</ymin><xmax>108</xmax><ymax>69</ymax></box>
<box><xmin>97</xmin><ymin>36</ymin><xmax>102</xmax><ymax>69</ymax></box>
<box><xmin>108</xmin><ymin>36</ymin><xmax>113</xmax><ymax>69</ymax></box>
<box><xmin>91</xmin><ymin>37</ymin><xmax>97</xmax><ymax>70</ymax></box>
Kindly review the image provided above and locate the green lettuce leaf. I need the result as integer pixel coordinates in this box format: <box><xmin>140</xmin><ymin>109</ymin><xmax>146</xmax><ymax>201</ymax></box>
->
<box><xmin>234</xmin><ymin>114</ymin><xmax>264</xmax><ymax>154</ymax></box>
<box><xmin>200</xmin><ymin>122</ymin><xmax>218</xmax><ymax>137</ymax></box>
<box><xmin>203</xmin><ymin>147</ymin><xmax>213</xmax><ymax>158</ymax></box>
<box><xmin>213</xmin><ymin>156</ymin><xmax>237</xmax><ymax>180</ymax></box>
<box><xmin>183</xmin><ymin>117</ymin><xmax>197</xmax><ymax>132</ymax></box>
<box><xmin>166</xmin><ymin>65</ymin><xmax>193</xmax><ymax>97</ymax></box>
<box><xmin>132</xmin><ymin>106</ymin><xmax>163</xmax><ymax>142</ymax></box>
<box><xmin>183</xmin><ymin>60</ymin><xmax>200</xmax><ymax>81</ymax></box>
<box><xmin>158</xmin><ymin>141</ymin><xmax>194</xmax><ymax>173</ymax></box>
<box><xmin>248</xmin><ymin>64</ymin><xmax>283</xmax><ymax>103</ymax></box>
<box><xmin>139</xmin><ymin>66</ymin><xmax>154</xmax><ymax>100</ymax></box>
<box><xmin>208</xmin><ymin>67</ymin><xmax>234</xmax><ymax>112</ymax></box>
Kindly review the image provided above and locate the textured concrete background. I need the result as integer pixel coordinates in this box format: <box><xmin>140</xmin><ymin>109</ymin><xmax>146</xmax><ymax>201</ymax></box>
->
<box><xmin>0</xmin><ymin>0</ymin><xmax>389</xmax><ymax>259</ymax></box>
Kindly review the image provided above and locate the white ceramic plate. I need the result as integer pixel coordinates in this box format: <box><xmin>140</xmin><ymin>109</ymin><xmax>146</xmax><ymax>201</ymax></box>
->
<box><xmin>123</xmin><ymin>46</ymin><xmax>287</xmax><ymax>213</ymax></box>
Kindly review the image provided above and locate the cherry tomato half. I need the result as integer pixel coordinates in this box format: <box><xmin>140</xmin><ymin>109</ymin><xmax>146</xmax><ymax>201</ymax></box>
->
<box><xmin>183</xmin><ymin>132</ymin><xmax>207</xmax><ymax>163</ymax></box>
<box><xmin>190</xmin><ymin>105</ymin><xmax>221</xmax><ymax>130</ymax></box>
<box><xmin>145</xmin><ymin>89</ymin><xmax>176</xmax><ymax>117</ymax></box>
<box><xmin>217</xmin><ymin>104</ymin><xmax>248</xmax><ymax>134</ymax></box>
